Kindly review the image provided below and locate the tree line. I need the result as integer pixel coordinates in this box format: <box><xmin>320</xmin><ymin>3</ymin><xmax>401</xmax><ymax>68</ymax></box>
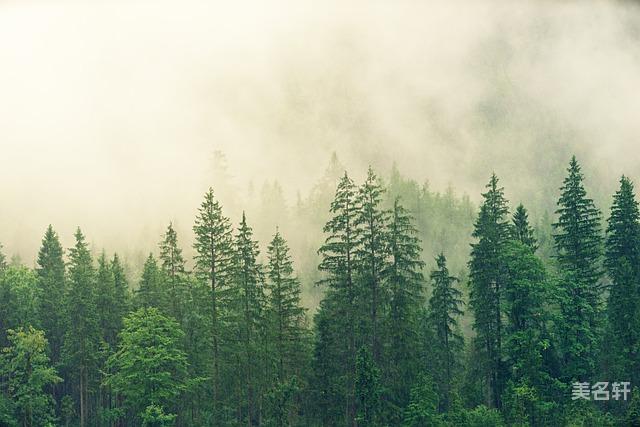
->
<box><xmin>1</xmin><ymin>156</ymin><xmax>640</xmax><ymax>426</ymax></box>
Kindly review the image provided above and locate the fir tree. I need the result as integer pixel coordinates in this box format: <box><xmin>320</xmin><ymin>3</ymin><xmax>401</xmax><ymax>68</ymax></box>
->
<box><xmin>512</xmin><ymin>204</ymin><xmax>538</xmax><ymax>251</ymax></box>
<box><xmin>35</xmin><ymin>225</ymin><xmax>66</xmax><ymax>366</ymax></box>
<box><xmin>232</xmin><ymin>212</ymin><xmax>265</xmax><ymax>425</ymax></box>
<box><xmin>383</xmin><ymin>198</ymin><xmax>425</xmax><ymax>413</ymax></box>
<box><xmin>192</xmin><ymin>187</ymin><xmax>233</xmax><ymax>419</ymax></box>
<box><xmin>315</xmin><ymin>172</ymin><xmax>360</xmax><ymax>426</ymax></box>
<box><xmin>137</xmin><ymin>253</ymin><xmax>165</xmax><ymax>311</ymax></box>
<box><xmin>355</xmin><ymin>346</ymin><xmax>383</xmax><ymax>427</ymax></box>
<box><xmin>468</xmin><ymin>173</ymin><xmax>511</xmax><ymax>408</ymax></box>
<box><xmin>62</xmin><ymin>228</ymin><xmax>100</xmax><ymax>427</ymax></box>
<box><xmin>605</xmin><ymin>176</ymin><xmax>640</xmax><ymax>382</ymax></box>
<box><xmin>553</xmin><ymin>156</ymin><xmax>603</xmax><ymax>381</ymax></box>
<box><xmin>159</xmin><ymin>223</ymin><xmax>186</xmax><ymax>322</ymax></box>
<box><xmin>429</xmin><ymin>253</ymin><xmax>463</xmax><ymax>412</ymax></box>
<box><xmin>355</xmin><ymin>166</ymin><xmax>389</xmax><ymax>362</ymax></box>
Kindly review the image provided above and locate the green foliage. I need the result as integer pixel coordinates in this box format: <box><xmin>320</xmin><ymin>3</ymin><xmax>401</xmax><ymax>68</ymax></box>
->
<box><xmin>355</xmin><ymin>346</ymin><xmax>382</xmax><ymax>426</ymax></box>
<box><xmin>141</xmin><ymin>404</ymin><xmax>176</xmax><ymax>427</ymax></box>
<box><xmin>402</xmin><ymin>375</ymin><xmax>443</xmax><ymax>427</ymax></box>
<box><xmin>105</xmin><ymin>308</ymin><xmax>189</xmax><ymax>423</ymax></box>
<box><xmin>429</xmin><ymin>252</ymin><xmax>463</xmax><ymax>411</ymax></box>
<box><xmin>0</xmin><ymin>265</ymin><xmax>39</xmax><ymax>348</ymax></box>
<box><xmin>0</xmin><ymin>326</ymin><xmax>61</xmax><ymax>427</ymax></box>
<box><xmin>468</xmin><ymin>173</ymin><xmax>511</xmax><ymax>408</ymax></box>
<box><xmin>159</xmin><ymin>222</ymin><xmax>187</xmax><ymax>322</ymax></box>
<box><xmin>553</xmin><ymin>156</ymin><xmax>603</xmax><ymax>381</ymax></box>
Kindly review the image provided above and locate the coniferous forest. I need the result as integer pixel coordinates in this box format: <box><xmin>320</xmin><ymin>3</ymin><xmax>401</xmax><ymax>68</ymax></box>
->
<box><xmin>2</xmin><ymin>155</ymin><xmax>640</xmax><ymax>427</ymax></box>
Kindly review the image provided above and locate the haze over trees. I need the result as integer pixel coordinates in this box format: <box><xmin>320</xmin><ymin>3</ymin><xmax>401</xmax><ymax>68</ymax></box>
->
<box><xmin>0</xmin><ymin>154</ymin><xmax>639</xmax><ymax>426</ymax></box>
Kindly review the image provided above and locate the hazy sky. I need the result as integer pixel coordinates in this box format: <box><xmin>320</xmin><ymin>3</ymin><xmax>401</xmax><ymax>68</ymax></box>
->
<box><xmin>1</xmin><ymin>0</ymin><xmax>639</xmax><ymax>263</ymax></box>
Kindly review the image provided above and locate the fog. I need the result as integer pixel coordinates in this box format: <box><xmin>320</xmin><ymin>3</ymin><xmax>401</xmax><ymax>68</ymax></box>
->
<box><xmin>1</xmin><ymin>0</ymin><xmax>639</xmax><ymax>269</ymax></box>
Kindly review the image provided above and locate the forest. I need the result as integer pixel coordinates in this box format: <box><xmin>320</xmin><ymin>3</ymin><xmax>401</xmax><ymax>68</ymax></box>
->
<box><xmin>1</xmin><ymin>154</ymin><xmax>639</xmax><ymax>427</ymax></box>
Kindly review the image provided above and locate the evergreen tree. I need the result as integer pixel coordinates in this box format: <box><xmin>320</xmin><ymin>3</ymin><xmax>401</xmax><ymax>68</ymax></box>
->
<box><xmin>61</xmin><ymin>228</ymin><xmax>100</xmax><ymax>427</ymax></box>
<box><xmin>468</xmin><ymin>173</ymin><xmax>511</xmax><ymax>408</ymax></box>
<box><xmin>0</xmin><ymin>326</ymin><xmax>62</xmax><ymax>427</ymax></box>
<box><xmin>553</xmin><ymin>156</ymin><xmax>603</xmax><ymax>381</ymax></box>
<box><xmin>0</xmin><ymin>242</ymin><xmax>6</xmax><ymax>272</ymax></box>
<box><xmin>383</xmin><ymin>198</ymin><xmax>425</xmax><ymax>415</ymax></box>
<box><xmin>192</xmin><ymin>187</ymin><xmax>233</xmax><ymax>420</ymax></box>
<box><xmin>136</xmin><ymin>254</ymin><xmax>164</xmax><ymax>311</ymax></box>
<box><xmin>159</xmin><ymin>223</ymin><xmax>186</xmax><ymax>322</ymax></box>
<box><xmin>314</xmin><ymin>172</ymin><xmax>360</xmax><ymax>426</ymax></box>
<box><xmin>110</xmin><ymin>253</ymin><xmax>130</xmax><ymax>336</ymax></box>
<box><xmin>265</xmin><ymin>230</ymin><xmax>308</xmax><ymax>426</ymax></box>
<box><xmin>232</xmin><ymin>212</ymin><xmax>265</xmax><ymax>425</ymax></box>
<box><xmin>605</xmin><ymin>176</ymin><xmax>640</xmax><ymax>383</ymax></box>
<box><xmin>512</xmin><ymin>204</ymin><xmax>538</xmax><ymax>251</ymax></box>
<box><xmin>429</xmin><ymin>253</ymin><xmax>463</xmax><ymax>412</ymax></box>
<box><xmin>35</xmin><ymin>225</ymin><xmax>66</xmax><ymax>367</ymax></box>
<box><xmin>354</xmin><ymin>167</ymin><xmax>389</xmax><ymax>362</ymax></box>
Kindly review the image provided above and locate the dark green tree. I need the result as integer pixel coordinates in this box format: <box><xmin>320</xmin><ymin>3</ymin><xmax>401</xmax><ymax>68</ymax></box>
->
<box><xmin>61</xmin><ymin>228</ymin><xmax>100</xmax><ymax>427</ymax></box>
<box><xmin>159</xmin><ymin>223</ymin><xmax>187</xmax><ymax>322</ymax></box>
<box><xmin>192</xmin><ymin>187</ymin><xmax>234</xmax><ymax>419</ymax></box>
<box><xmin>468</xmin><ymin>174</ymin><xmax>511</xmax><ymax>408</ymax></box>
<box><xmin>232</xmin><ymin>212</ymin><xmax>265</xmax><ymax>425</ymax></box>
<box><xmin>355</xmin><ymin>167</ymin><xmax>389</xmax><ymax>362</ymax></box>
<box><xmin>314</xmin><ymin>172</ymin><xmax>360</xmax><ymax>426</ymax></box>
<box><xmin>383</xmin><ymin>198</ymin><xmax>425</xmax><ymax>415</ymax></box>
<box><xmin>429</xmin><ymin>253</ymin><xmax>463</xmax><ymax>412</ymax></box>
<box><xmin>553</xmin><ymin>156</ymin><xmax>603</xmax><ymax>381</ymax></box>
<box><xmin>136</xmin><ymin>254</ymin><xmax>165</xmax><ymax>311</ymax></box>
<box><xmin>605</xmin><ymin>176</ymin><xmax>640</xmax><ymax>383</ymax></box>
<box><xmin>512</xmin><ymin>204</ymin><xmax>538</xmax><ymax>251</ymax></box>
<box><xmin>354</xmin><ymin>346</ymin><xmax>382</xmax><ymax>427</ymax></box>
<box><xmin>35</xmin><ymin>225</ymin><xmax>66</xmax><ymax>367</ymax></box>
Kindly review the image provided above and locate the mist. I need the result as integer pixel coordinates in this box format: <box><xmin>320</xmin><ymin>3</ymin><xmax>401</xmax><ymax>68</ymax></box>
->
<box><xmin>1</xmin><ymin>0</ymin><xmax>639</xmax><ymax>269</ymax></box>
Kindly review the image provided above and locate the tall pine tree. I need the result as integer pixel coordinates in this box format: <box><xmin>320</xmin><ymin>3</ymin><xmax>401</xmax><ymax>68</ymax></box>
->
<box><xmin>159</xmin><ymin>223</ymin><xmax>187</xmax><ymax>322</ymax></box>
<box><xmin>553</xmin><ymin>156</ymin><xmax>603</xmax><ymax>381</ymax></box>
<box><xmin>468</xmin><ymin>173</ymin><xmax>511</xmax><ymax>408</ymax></box>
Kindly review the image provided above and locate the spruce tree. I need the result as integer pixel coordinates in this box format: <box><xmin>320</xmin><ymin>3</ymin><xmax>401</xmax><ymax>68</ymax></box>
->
<box><xmin>383</xmin><ymin>198</ymin><xmax>425</xmax><ymax>413</ymax></box>
<box><xmin>62</xmin><ymin>228</ymin><xmax>100</xmax><ymax>427</ymax></box>
<box><xmin>35</xmin><ymin>225</ymin><xmax>66</xmax><ymax>367</ymax></box>
<box><xmin>232</xmin><ymin>212</ymin><xmax>265</xmax><ymax>425</ymax></box>
<box><xmin>266</xmin><ymin>230</ymin><xmax>307</xmax><ymax>382</ymax></box>
<box><xmin>110</xmin><ymin>253</ymin><xmax>130</xmax><ymax>333</ymax></box>
<box><xmin>553</xmin><ymin>156</ymin><xmax>603</xmax><ymax>381</ymax></box>
<box><xmin>315</xmin><ymin>172</ymin><xmax>360</xmax><ymax>426</ymax></box>
<box><xmin>512</xmin><ymin>204</ymin><xmax>538</xmax><ymax>251</ymax></box>
<box><xmin>468</xmin><ymin>173</ymin><xmax>511</xmax><ymax>408</ymax></box>
<box><xmin>192</xmin><ymin>187</ymin><xmax>233</xmax><ymax>419</ymax></box>
<box><xmin>159</xmin><ymin>223</ymin><xmax>186</xmax><ymax>322</ymax></box>
<box><xmin>429</xmin><ymin>253</ymin><xmax>463</xmax><ymax>412</ymax></box>
<box><xmin>355</xmin><ymin>167</ymin><xmax>389</xmax><ymax>362</ymax></box>
<box><xmin>137</xmin><ymin>253</ymin><xmax>165</xmax><ymax>311</ymax></box>
<box><xmin>605</xmin><ymin>176</ymin><xmax>640</xmax><ymax>382</ymax></box>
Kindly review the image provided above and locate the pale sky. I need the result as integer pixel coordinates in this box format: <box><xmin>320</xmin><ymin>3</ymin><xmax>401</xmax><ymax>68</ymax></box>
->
<box><xmin>1</xmin><ymin>0</ymin><xmax>639</xmax><ymax>263</ymax></box>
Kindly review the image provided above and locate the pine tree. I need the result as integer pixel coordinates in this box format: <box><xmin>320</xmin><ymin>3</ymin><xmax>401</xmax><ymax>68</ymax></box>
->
<box><xmin>192</xmin><ymin>187</ymin><xmax>233</xmax><ymax>419</ymax></box>
<box><xmin>232</xmin><ymin>212</ymin><xmax>265</xmax><ymax>425</ymax></box>
<box><xmin>315</xmin><ymin>172</ymin><xmax>360</xmax><ymax>426</ymax></box>
<box><xmin>553</xmin><ymin>156</ymin><xmax>603</xmax><ymax>381</ymax></box>
<box><xmin>159</xmin><ymin>223</ymin><xmax>186</xmax><ymax>322</ymax></box>
<box><xmin>605</xmin><ymin>176</ymin><xmax>640</xmax><ymax>383</ymax></box>
<box><xmin>355</xmin><ymin>167</ymin><xmax>389</xmax><ymax>362</ymax></box>
<box><xmin>0</xmin><ymin>242</ymin><xmax>7</xmax><ymax>272</ymax></box>
<box><xmin>383</xmin><ymin>198</ymin><xmax>425</xmax><ymax>413</ymax></box>
<box><xmin>110</xmin><ymin>253</ymin><xmax>130</xmax><ymax>334</ymax></box>
<box><xmin>512</xmin><ymin>204</ymin><xmax>538</xmax><ymax>251</ymax></box>
<box><xmin>265</xmin><ymin>230</ymin><xmax>308</xmax><ymax>426</ymax></box>
<box><xmin>468</xmin><ymin>173</ymin><xmax>511</xmax><ymax>408</ymax></box>
<box><xmin>0</xmin><ymin>326</ymin><xmax>62</xmax><ymax>427</ymax></box>
<box><xmin>137</xmin><ymin>253</ymin><xmax>164</xmax><ymax>311</ymax></box>
<box><xmin>266</xmin><ymin>230</ymin><xmax>307</xmax><ymax>382</ymax></box>
<box><xmin>35</xmin><ymin>225</ymin><xmax>66</xmax><ymax>367</ymax></box>
<box><xmin>62</xmin><ymin>228</ymin><xmax>100</xmax><ymax>427</ymax></box>
<box><xmin>429</xmin><ymin>253</ymin><xmax>463</xmax><ymax>412</ymax></box>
